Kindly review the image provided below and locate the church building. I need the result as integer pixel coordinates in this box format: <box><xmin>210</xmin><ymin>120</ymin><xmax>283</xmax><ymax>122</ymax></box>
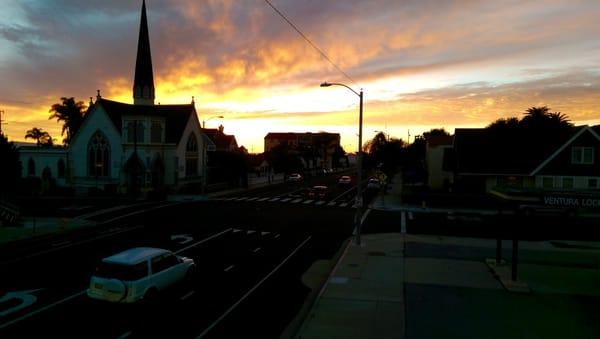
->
<box><xmin>19</xmin><ymin>1</ymin><xmax>209</xmax><ymax>194</ymax></box>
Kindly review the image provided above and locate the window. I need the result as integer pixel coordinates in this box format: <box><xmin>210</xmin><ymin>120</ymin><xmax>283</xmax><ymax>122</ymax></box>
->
<box><xmin>572</xmin><ymin>147</ymin><xmax>594</xmax><ymax>164</ymax></box>
<box><xmin>88</xmin><ymin>131</ymin><xmax>110</xmax><ymax>177</ymax></box>
<box><xmin>186</xmin><ymin>133</ymin><xmax>198</xmax><ymax>153</ymax></box>
<box><xmin>589</xmin><ymin>178</ymin><xmax>598</xmax><ymax>188</ymax></box>
<box><xmin>57</xmin><ymin>159</ymin><xmax>65</xmax><ymax>178</ymax></box>
<box><xmin>151</xmin><ymin>253</ymin><xmax>179</xmax><ymax>274</ymax></box>
<box><xmin>27</xmin><ymin>158</ymin><xmax>35</xmax><ymax>176</ymax></box>
<box><xmin>95</xmin><ymin>262</ymin><xmax>148</xmax><ymax>281</ymax></box>
<box><xmin>150</xmin><ymin>121</ymin><xmax>163</xmax><ymax>143</ymax></box>
<box><xmin>542</xmin><ymin>177</ymin><xmax>554</xmax><ymax>189</ymax></box>
<box><xmin>562</xmin><ymin>177</ymin><xmax>573</xmax><ymax>189</ymax></box>
<box><xmin>186</xmin><ymin>133</ymin><xmax>199</xmax><ymax>177</ymax></box>
<box><xmin>126</xmin><ymin>121</ymin><xmax>144</xmax><ymax>143</ymax></box>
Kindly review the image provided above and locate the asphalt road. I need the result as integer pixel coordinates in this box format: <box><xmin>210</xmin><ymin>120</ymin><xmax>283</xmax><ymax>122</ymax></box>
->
<box><xmin>0</xmin><ymin>176</ymin><xmax>366</xmax><ymax>338</ymax></box>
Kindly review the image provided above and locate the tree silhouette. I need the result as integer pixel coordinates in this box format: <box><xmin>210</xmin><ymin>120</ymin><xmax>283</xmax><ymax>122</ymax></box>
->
<box><xmin>25</xmin><ymin>127</ymin><xmax>53</xmax><ymax>147</ymax></box>
<box><xmin>48</xmin><ymin>97</ymin><xmax>86</xmax><ymax>145</ymax></box>
<box><xmin>0</xmin><ymin>133</ymin><xmax>20</xmax><ymax>196</ymax></box>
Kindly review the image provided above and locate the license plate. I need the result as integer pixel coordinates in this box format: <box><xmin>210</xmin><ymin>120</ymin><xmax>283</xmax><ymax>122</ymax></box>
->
<box><xmin>95</xmin><ymin>283</ymin><xmax>103</xmax><ymax>289</ymax></box>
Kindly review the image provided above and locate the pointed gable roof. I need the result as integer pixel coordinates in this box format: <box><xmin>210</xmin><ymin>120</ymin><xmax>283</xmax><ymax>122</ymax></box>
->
<box><xmin>94</xmin><ymin>98</ymin><xmax>195</xmax><ymax>144</ymax></box>
<box><xmin>133</xmin><ymin>0</ymin><xmax>155</xmax><ymax>105</ymax></box>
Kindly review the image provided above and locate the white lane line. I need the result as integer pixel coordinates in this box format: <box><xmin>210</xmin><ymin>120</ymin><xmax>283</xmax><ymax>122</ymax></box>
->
<box><xmin>401</xmin><ymin>211</ymin><xmax>407</xmax><ymax>233</ymax></box>
<box><xmin>327</xmin><ymin>201</ymin><xmax>336</xmax><ymax>206</ymax></box>
<box><xmin>291</xmin><ymin>198</ymin><xmax>303</xmax><ymax>203</ymax></box>
<box><xmin>103</xmin><ymin>202</ymin><xmax>177</xmax><ymax>224</ymax></box>
<box><xmin>2</xmin><ymin>224</ymin><xmax>145</xmax><ymax>266</ymax></box>
<box><xmin>247</xmin><ymin>197</ymin><xmax>259</xmax><ymax>201</ymax></box>
<box><xmin>361</xmin><ymin>208</ymin><xmax>372</xmax><ymax>225</ymax></box>
<box><xmin>51</xmin><ymin>240</ymin><xmax>71</xmax><ymax>247</ymax></box>
<box><xmin>235</xmin><ymin>197</ymin><xmax>248</xmax><ymax>201</ymax></box>
<box><xmin>339</xmin><ymin>202</ymin><xmax>349</xmax><ymax>207</ymax></box>
<box><xmin>253</xmin><ymin>247</ymin><xmax>261</xmax><ymax>253</ymax></box>
<box><xmin>224</xmin><ymin>265</ymin><xmax>235</xmax><ymax>272</ymax></box>
<box><xmin>175</xmin><ymin>228</ymin><xmax>232</xmax><ymax>254</ymax></box>
<box><xmin>0</xmin><ymin>290</ymin><xmax>86</xmax><ymax>330</ymax></box>
<box><xmin>180</xmin><ymin>290</ymin><xmax>196</xmax><ymax>301</ymax></box>
<box><xmin>274</xmin><ymin>234</ymin><xmax>280</xmax><ymax>239</ymax></box>
<box><xmin>316</xmin><ymin>201</ymin><xmax>326</xmax><ymax>206</ymax></box>
<box><xmin>303</xmin><ymin>199</ymin><xmax>314</xmax><ymax>204</ymax></box>
<box><xmin>117</xmin><ymin>330</ymin><xmax>133</xmax><ymax>339</ymax></box>
<box><xmin>280</xmin><ymin>198</ymin><xmax>292</xmax><ymax>202</ymax></box>
<box><xmin>268</xmin><ymin>198</ymin><xmax>280</xmax><ymax>202</ymax></box>
<box><xmin>196</xmin><ymin>236</ymin><xmax>312</xmax><ymax>338</ymax></box>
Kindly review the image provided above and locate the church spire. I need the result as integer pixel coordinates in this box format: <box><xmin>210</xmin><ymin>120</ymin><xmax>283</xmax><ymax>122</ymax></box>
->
<box><xmin>133</xmin><ymin>0</ymin><xmax>155</xmax><ymax>105</ymax></box>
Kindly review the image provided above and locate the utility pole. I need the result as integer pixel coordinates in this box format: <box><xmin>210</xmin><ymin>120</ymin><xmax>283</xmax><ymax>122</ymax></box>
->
<box><xmin>0</xmin><ymin>110</ymin><xmax>5</xmax><ymax>134</ymax></box>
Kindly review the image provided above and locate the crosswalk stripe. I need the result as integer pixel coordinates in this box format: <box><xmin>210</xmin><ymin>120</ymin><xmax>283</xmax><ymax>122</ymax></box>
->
<box><xmin>257</xmin><ymin>197</ymin><xmax>269</xmax><ymax>202</ymax></box>
<box><xmin>340</xmin><ymin>203</ymin><xmax>349</xmax><ymax>207</ymax></box>
<box><xmin>291</xmin><ymin>198</ymin><xmax>303</xmax><ymax>203</ymax></box>
<box><xmin>303</xmin><ymin>199</ymin><xmax>314</xmax><ymax>204</ymax></box>
<box><xmin>327</xmin><ymin>201</ymin><xmax>337</xmax><ymax>206</ymax></box>
<box><xmin>281</xmin><ymin>198</ymin><xmax>292</xmax><ymax>202</ymax></box>
<box><xmin>316</xmin><ymin>201</ymin><xmax>326</xmax><ymax>205</ymax></box>
<box><xmin>269</xmin><ymin>198</ymin><xmax>280</xmax><ymax>202</ymax></box>
<box><xmin>247</xmin><ymin>197</ymin><xmax>259</xmax><ymax>201</ymax></box>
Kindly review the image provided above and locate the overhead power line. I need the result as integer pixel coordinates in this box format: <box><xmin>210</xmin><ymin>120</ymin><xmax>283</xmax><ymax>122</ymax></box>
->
<box><xmin>264</xmin><ymin>0</ymin><xmax>357</xmax><ymax>86</ymax></box>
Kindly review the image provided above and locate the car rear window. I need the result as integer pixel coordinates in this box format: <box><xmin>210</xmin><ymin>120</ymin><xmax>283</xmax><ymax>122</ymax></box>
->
<box><xmin>95</xmin><ymin>261</ymin><xmax>148</xmax><ymax>281</ymax></box>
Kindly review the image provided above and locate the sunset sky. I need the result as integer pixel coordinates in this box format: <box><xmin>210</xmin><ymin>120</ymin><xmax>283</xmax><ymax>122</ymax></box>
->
<box><xmin>1</xmin><ymin>0</ymin><xmax>599</xmax><ymax>152</ymax></box>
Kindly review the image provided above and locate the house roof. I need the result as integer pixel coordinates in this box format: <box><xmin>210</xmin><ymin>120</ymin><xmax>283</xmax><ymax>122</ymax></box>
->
<box><xmin>94</xmin><ymin>98</ymin><xmax>195</xmax><ymax>144</ymax></box>
<box><xmin>454</xmin><ymin>126</ymin><xmax>582</xmax><ymax>175</ymax></box>
<box><xmin>202</xmin><ymin>128</ymin><xmax>238</xmax><ymax>150</ymax></box>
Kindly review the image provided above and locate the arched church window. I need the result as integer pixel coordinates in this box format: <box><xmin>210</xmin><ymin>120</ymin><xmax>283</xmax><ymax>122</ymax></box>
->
<box><xmin>151</xmin><ymin>121</ymin><xmax>163</xmax><ymax>143</ymax></box>
<box><xmin>88</xmin><ymin>131</ymin><xmax>111</xmax><ymax>177</ymax></box>
<box><xmin>185</xmin><ymin>133</ymin><xmax>198</xmax><ymax>177</ymax></box>
<box><xmin>186</xmin><ymin>133</ymin><xmax>198</xmax><ymax>153</ymax></box>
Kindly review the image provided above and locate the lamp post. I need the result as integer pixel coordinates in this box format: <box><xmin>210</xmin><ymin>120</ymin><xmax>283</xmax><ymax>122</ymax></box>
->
<box><xmin>320</xmin><ymin>82</ymin><xmax>364</xmax><ymax>246</ymax></box>
<box><xmin>202</xmin><ymin>115</ymin><xmax>224</xmax><ymax>129</ymax></box>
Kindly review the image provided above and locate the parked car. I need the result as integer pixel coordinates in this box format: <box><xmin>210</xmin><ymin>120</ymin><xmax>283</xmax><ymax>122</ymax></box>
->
<box><xmin>87</xmin><ymin>247</ymin><xmax>195</xmax><ymax>303</ymax></box>
<box><xmin>307</xmin><ymin>185</ymin><xmax>329</xmax><ymax>199</ymax></box>
<box><xmin>338</xmin><ymin>175</ymin><xmax>352</xmax><ymax>185</ymax></box>
<box><xmin>287</xmin><ymin>173</ymin><xmax>303</xmax><ymax>182</ymax></box>
<box><xmin>367</xmin><ymin>178</ymin><xmax>381</xmax><ymax>189</ymax></box>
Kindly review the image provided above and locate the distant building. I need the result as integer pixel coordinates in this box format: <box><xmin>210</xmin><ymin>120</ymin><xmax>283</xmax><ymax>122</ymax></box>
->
<box><xmin>264</xmin><ymin>132</ymin><xmax>342</xmax><ymax>170</ymax></box>
<box><xmin>453</xmin><ymin>125</ymin><xmax>600</xmax><ymax>193</ymax></box>
<box><xmin>425</xmin><ymin>134</ymin><xmax>454</xmax><ymax>190</ymax></box>
<box><xmin>202</xmin><ymin>125</ymin><xmax>238</xmax><ymax>152</ymax></box>
<box><xmin>18</xmin><ymin>1</ymin><xmax>208</xmax><ymax>194</ymax></box>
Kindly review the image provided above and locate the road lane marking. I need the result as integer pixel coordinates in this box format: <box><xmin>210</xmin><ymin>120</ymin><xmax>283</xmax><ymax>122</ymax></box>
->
<box><xmin>253</xmin><ymin>247</ymin><xmax>261</xmax><ymax>253</ymax></box>
<box><xmin>274</xmin><ymin>234</ymin><xmax>280</xmax><ymax>239</ymax></box>
<box><xmin>180</xmin><ymin>291</ymin><xmax>196</xmax><ymax>301</ymax></box>
<box><xmin>247</xmin><ymin>230</ymin><xmax>256</xmax><ymax>235</ymax></box>
<box><xmin>247</xmin><ymin>197</ymin><xmax>259</xmax><ymax>201</ymax></box>
<box><xmin>408</xmin><ymin>211</ymin><xmax>414</xmax><ymax>220</ymax></box>
<box><xmin>291</xmin><ymin>198</ymin><xmax>303</xmax><ymax>203</ymax></box>
<box><xmin>224</xmin><ymin>265</ymin><xmax>235</xmax><ymax>272</ymax></box>
<box><xmin>175</xmin><ymin>228</ymin><xmax>232</xmax><ymax>254</ymax></box>
<box><xmin>257</xmin><ymin>197</ymin><xmax>269</xmax><ymax>202</ymax></box>
<box><xmin>268</xmin><ymin>198</ymin><xmax>280</xmax><ymax>202</ymax></box>
<box><xmin>340</xmin><ymin>202</ymin><xmax>349</xmax><ymax>207</ymax></box>
<box><xmin>232</xmin><ymin>228</ymin><xmax>243</xmax><ymax>233</ymax></box>
<box><xmin>51</xmin><ymin>240</ymin><xmax>71</xmax><ymax>247</ymax></box>
<box><xmin>280</xmin><ymin>198</ymin><xmax>292</xmax><ymax>202</ymax></box>
<box><xmin>261</xmin><ymin>231</ymin><xmax>270</xmax><ymax>236</ymax></box>
<box><xmin>196</xmin><ymin>236</ymin><xmax>312</xmax><ymax>338</ymax></box>
<box><xmin>0</xmin><ymin>290</ymin><xmax>86</xmax><ymax>330</ymax></box>
<box><xmin>316</xmin><ymin>201</ymin><xmax>326</xmax><ymax>206</ymax></box>
<box><xmin>117</xmin><ymin>330</ymin><xmax>133</xmax><ymax>339</ymax></box>
<box><xmin>361</xmin><ymin>208</ymin><xmax>372</xmax><ymax>225</ymax></box>
<box><xmin>1</xmin><ymin>224</ymin><xmax>146</xmax><ymax>266</ymax></box>
<box><xmin>327</xmin><ymin>201</ymin><xmax>336</xmax><ymax>206</ymax></box>
<box><xmin>401</xmin><ymin>211</ymin><xmax>407</xmax><ymax>233</ymax></box>
<box><xmin>303</xmin><ymin>199</ymin><xmax>314</xmax><ymax>204</ymax></box>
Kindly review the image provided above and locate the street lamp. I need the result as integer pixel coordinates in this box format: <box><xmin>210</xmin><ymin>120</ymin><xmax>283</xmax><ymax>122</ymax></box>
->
<box><xmin>320</xmin><ymin>82</ymin><xmax>364</xmax><ymax>246</ymax></box>
<box><xmin>202</xmin><ymin>115</ymin><xmax>224</xmax><ymax>129</ymax></box>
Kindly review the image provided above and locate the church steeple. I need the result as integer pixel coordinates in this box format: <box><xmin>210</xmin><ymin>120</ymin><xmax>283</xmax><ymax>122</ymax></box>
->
<box><xmin>133</xmin><ymin>0</ymin><xmax>155</xmax><ymax>105</ymax></box>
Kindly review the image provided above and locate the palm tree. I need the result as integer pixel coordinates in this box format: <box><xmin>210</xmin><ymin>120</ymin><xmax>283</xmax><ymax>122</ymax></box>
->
<box><xmin>25</xmin><ymin>127</ymin><xmax>53</xmax><ymax>146</ymax></box>
<box><xmin>48</xmin><ymin>97</ymin><xmax>86</xmax><ymax>145</ymax></box>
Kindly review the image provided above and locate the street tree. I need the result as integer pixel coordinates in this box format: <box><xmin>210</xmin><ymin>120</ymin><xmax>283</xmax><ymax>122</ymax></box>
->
<box><xmin>48</xmin><ymin>97</ymin><xmax>86</xmax><ymax>145</ymax></box>
<box><xmin>25</xmin><ymin>127</ymin><xmax>53</xmax><ymax>147</ymax></box>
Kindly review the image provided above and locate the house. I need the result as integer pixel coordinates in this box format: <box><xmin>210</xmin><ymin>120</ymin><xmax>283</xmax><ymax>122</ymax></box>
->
<box><xmin>453</xmin><ymin>125</ymin><xmax>600</xmax><ymax>193</ymax></box>
<box><xmin>19</xmin><ymin>1</ymin><xmax>207</xmax><ymax>194</ymax></box>
<box><xmin>201</xmin><ymin>125</ymin><xmax>238</xmax><ymax>152</ymax></box>
<box><xmin>425</xmin><ymin>134</ymin><xmax>454</xmax><ymax>190</ymax></box>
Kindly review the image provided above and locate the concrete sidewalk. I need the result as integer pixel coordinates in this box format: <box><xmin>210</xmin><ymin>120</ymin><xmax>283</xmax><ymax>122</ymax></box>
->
<box><xmin>292</xmin><ymin>173</ymin><xmax>600</xmax><ymax>339</ymax></box>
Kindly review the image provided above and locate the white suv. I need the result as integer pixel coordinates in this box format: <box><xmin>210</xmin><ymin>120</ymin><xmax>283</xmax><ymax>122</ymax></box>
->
<box><xmin>87</xmin><ymin>247</ymin><xmax>195</xmax><ymax>303</ymax></box>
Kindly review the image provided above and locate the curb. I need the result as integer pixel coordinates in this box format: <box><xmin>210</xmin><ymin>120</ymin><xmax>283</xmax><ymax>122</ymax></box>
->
<box><xmin>280</xmin><ymin>237</ymin><xmax>353</xmax><ymax>339</ymax></box>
